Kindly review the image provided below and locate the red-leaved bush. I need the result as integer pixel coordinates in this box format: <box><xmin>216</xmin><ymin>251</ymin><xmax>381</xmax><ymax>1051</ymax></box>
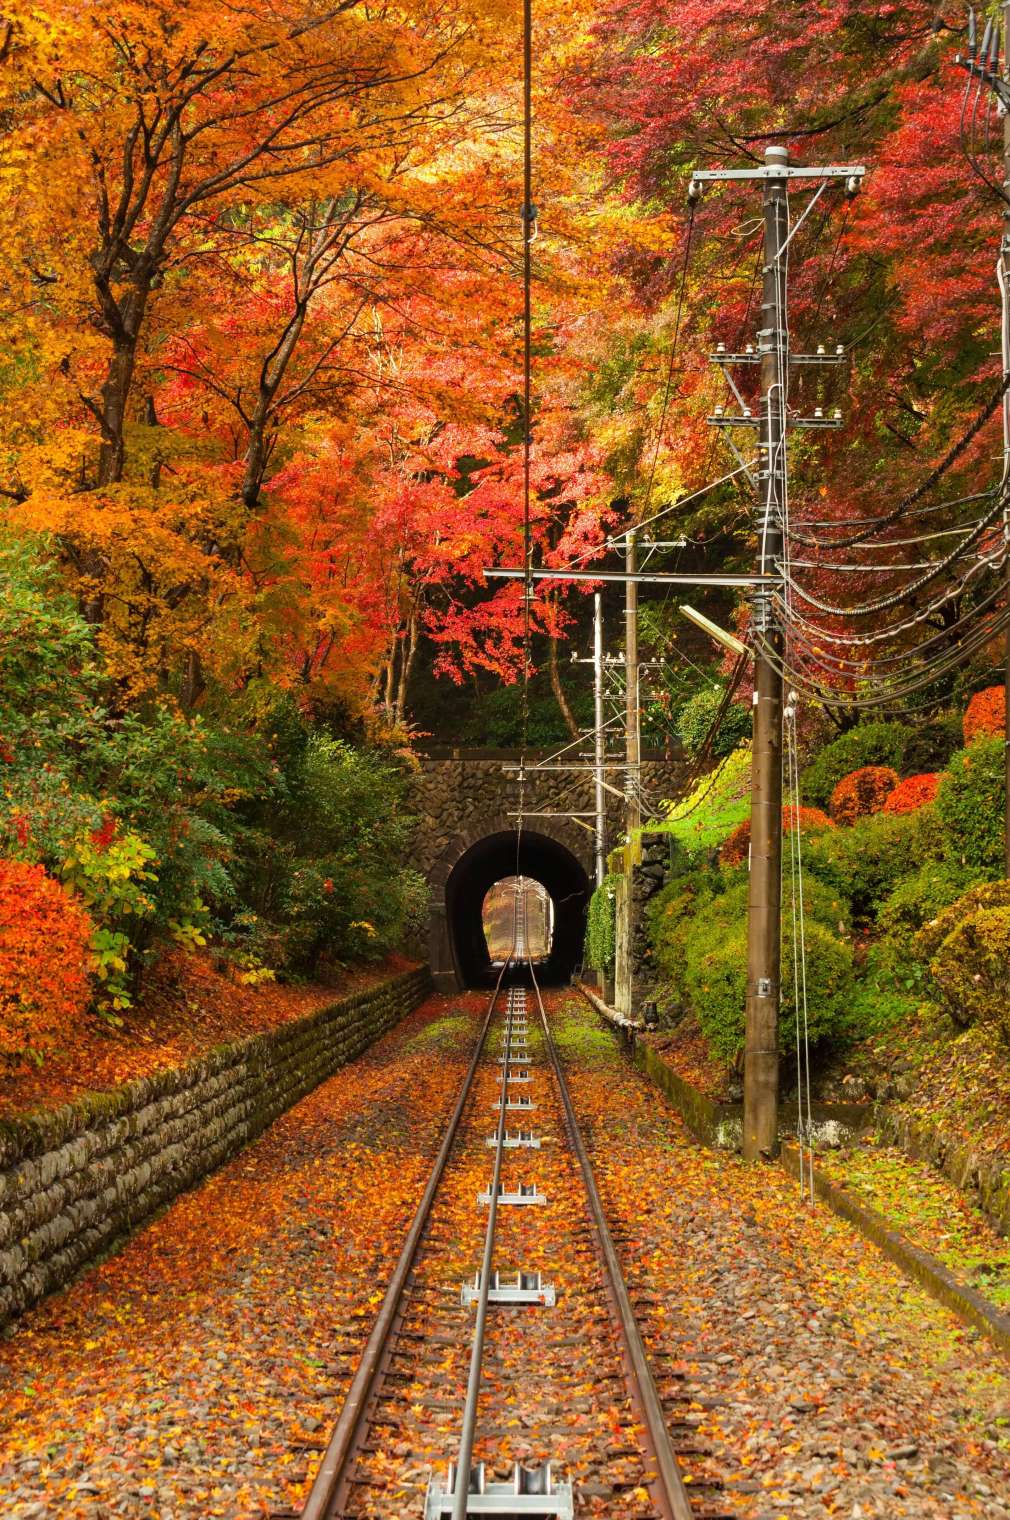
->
<box><xmin>883</xmin><ymin>772</ymin><xmax>941</xmax><ymax>815</ymax></box>
<box><xmin>0</xmin><ymin>860</ymin><xmax>93</xmax><ymax>1067</ymax></box>
<box><xmin>829</xmin><ymin>765</ymin><xmax>900</xmax><ymax>825</ymax></box>
<box><xmin>720</xmin><ymin>806</ymin><xmax>834</xmax><ymax>867</ymax></box>
<box><xmin>963</xmin><ymin>685</ymin><xmax>1005</xmax><ymax>745</ymax></box>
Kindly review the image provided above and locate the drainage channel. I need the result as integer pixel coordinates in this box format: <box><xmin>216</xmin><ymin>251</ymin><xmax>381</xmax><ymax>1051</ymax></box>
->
<box><xmin>297</xmin><ymin>891</ymin><xmax>718</xmax><ymax>1520</ymax></box>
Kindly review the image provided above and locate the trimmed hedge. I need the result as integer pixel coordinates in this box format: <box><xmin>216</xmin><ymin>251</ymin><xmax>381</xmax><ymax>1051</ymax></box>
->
<box><xmin>935</xmin><ymin>736</ymin><xmax>1005</xmax><ymax>876</ymax></box>
<box><xmin>800</xmin><ymin>721</ymin><xmax>911</xmax><ymax>808</ymax></box>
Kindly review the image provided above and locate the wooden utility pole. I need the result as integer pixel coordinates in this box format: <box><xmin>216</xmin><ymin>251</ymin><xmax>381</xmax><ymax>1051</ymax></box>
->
<box><xmin>742</xmin><ymin>145</ymin><xmax>789</xmax><ymax>1161</ymax></box>
<box><xmin>691</xmin><ymin>147</ymin><xmax>864</xmax><ymax>1160</ymax></box>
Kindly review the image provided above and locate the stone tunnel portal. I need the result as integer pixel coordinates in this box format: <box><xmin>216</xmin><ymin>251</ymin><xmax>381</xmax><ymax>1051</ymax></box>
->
<box><xmin>443</xmin><ymin>829</ymin><xmax>591</xmax><ymax>988</ymax></box>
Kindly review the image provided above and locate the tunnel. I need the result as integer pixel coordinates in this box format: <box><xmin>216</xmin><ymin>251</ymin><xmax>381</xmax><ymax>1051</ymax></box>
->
<box><xmin>444</xmin><ymin>828</ymin><xmax>591</xmax><ymax>988</ymax></box>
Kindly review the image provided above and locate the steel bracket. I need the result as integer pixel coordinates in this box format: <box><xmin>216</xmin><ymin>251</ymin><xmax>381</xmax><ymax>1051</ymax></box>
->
<box><xmin>478</xmin><ymin>1182</ymin><xmax>545</xmax><ymax>1206</ymax></box>
<box><xmin>425</xmin><ymin>1464</ymin><xmax>573</xmax><ymax>1519</ymax></box>
<box><xmin>486</xmin><ymin>1129</ymin><xmax>540</xmax><ymax>1149</ymax></box>
<box><xmin>460</xmin><ymin>1270</ymin><xmax>556</xmax><ymax>1307</ymax></box>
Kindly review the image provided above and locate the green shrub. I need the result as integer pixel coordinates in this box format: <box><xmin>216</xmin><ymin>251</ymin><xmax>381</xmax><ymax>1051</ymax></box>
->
<box><xmin>901</xmin><ymin>715</ymin><xmax>962</xmax><ymax>775</ymax></box>
<box><xmin>657</xmin><ymin>746</ymin><xmax>751</xmax><ymax>855</ymax></box>
<box><xmin>691</xmin><ymin>871</ymin><xmax>850</xmax><ymax>938</ymax></box>
<box><xmin>916</xmin><ymin>879</ymin><xmax>1010</xmax><ymax>962</ymax></box>
<box><xmin>935</xmin><ymin>736</ymin><xmax>1005</xmax><ymax>876</ymax></box>
<box><xmin>877</xmin><ymin>859</ymin><xmax>980</xmax><ymax>948</ymax></box>
<box><xmin>683</xmin><ymin>911</ymin><xmax>853</xmax><ymax>1066</ymax></box>
<box><xmin>800</xmin><ymin>721</ymin><xmax>911</xmax><ymax>808</ymax></box>
<box><xmin>923</xmin><ymin>890</ymin><xmax>1010</xmax><ymax>1039</ymax></box>
<box><xmin>803</xmin><ymin>806</ymin><xmax>943</xmax><ymax>921</ymax></box>
<box><xmin>645</xmin><ymin>869</ymin><xmax>723</xmax><ymax>1014</ymax></box>
<box><xmin>585</xmin><ymin>872</ymin><xmax>620</xmax><ymax>972</ymax></box>
<box><xmin>270</xmin><ymin>735</ymin><xmax>423</xmax><ymax>971</ymax></box>
<box><xmin>842</xmin><ymin>947</ymin><xmax>920</xmax><ymax>1040</ymax></box>
<box><xmin>675</xmin><ymin>685</ymin><xmax>751</xmax><ymax>759</ymax></box>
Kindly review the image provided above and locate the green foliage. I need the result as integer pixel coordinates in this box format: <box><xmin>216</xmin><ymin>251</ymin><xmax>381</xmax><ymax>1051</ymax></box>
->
<box><xmin>803</xmin><ymin>806</ymin><xmax>944</xmax><ymax>921</ymax></box>
<box><xmin>0</xmin><ymin>536</ymin><xmax>425</xmax><ymax>999</ymax></box>
<box><xmin>458</xmin><ymin>678</ymin><xmax>593</xmax><ymax>748</ymax></box>
<box><xmin>935</xmin><ymin>736</ymin><xmax>1005</xmax><ymax>876</ymax></box>
<box><xmin>915</xmin><ymin>880</ymin><xmax>1010</xmax><ymax>1036</ymax></box>
<box><xmin>901</xmin><ymin>715</ymin><xmax>962</xmax><ymax>775</ymax></box>
<box><xmin>683</xmin><ymin>909</ymin><xmax>853</xmax><ymax>1066</ymax></box>
<box><xmin>926</xmin><ymin>898</ymin><xmax>1010</xmax><ymax>1041</ymax></box>
<box><xmin>266</xmin><ymin>734</ymin><xmax>426</xmax><ymax>971</ymax></box>
<box><xmin>674</xmin><ymin>685</ymin><xmax>750</xmax><ymax>759</ymax></box>
<box><xmin>842</xmin><ymin>947</ymin><xmax>920</xmax><ymax>1040</ymax></box>
<box><xmin>656</xmin><ymin>745</ymin><xmax>751</xmax><ymax>855</ymax></box>
<box><xmin>644</xmin><ymin>864</ymin><xmax>852</xmax><ymax>1058</ymax></box>
<box><xmin>877</xmin><ymin>859</ymin><xmax>981</xmax><ymax>949</ymax></box>
<box><xmin>800</xmin><ymin>721</ymin><xmax>911</xmax><ymax>808</ymax></box>
<box><xmin>645</xmin><ymin>869</ymin><xmax>722</xmax><ymax>1016</ymax></box>
<box><xmin>62</xmin><ymin>830</ymin><xmax>159</xmax><ymax>1012</ymax></box>
<box><xmin>585</xmin><ymin>872</ymin><xmax>620</xmax><ymax>972</ymax></box>
<box><xmin>916</xmin><ymin>879</ymin><xmax>1010</xmax><ymax>962</ymax></box>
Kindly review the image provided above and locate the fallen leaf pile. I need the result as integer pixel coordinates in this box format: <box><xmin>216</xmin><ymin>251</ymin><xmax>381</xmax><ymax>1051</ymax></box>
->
<box><xmin>551</xmin><ymin>996</ymin><xmax>1010</xmax><ymax>1518</ymax></box>
<box><xmin>0</xmin><ymin>993</ymin><xmax>479</xmax><ymax>1519</ymax></box>
<box><xmin>0</xmin><ymin>948</ymin><xmax>417</xmax><ymax>1119</ymax></box>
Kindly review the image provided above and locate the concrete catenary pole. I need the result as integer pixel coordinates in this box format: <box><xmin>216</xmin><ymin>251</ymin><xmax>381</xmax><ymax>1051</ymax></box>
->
<box><xmin>742</xmin><ymin>145</ymin><xmax>788</xmax><ymax>1161</ymax></box>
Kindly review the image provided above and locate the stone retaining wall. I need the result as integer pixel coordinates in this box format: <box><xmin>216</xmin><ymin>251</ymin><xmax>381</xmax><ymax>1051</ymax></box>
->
<box><xmin>878</xmin><ymin>1108</ymin><xmax>1010</xmax><ymax>1238</ymax></box>
<box><xmin>0</xmin><ymin>965</ymin><xmax>431</xmax><ymax>1330</ymax></box>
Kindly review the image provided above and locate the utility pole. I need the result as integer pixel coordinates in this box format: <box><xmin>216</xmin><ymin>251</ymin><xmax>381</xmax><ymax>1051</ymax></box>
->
<box><xmin>692</xmin><ymin>147</ymin><xmax>864</xmax><ymax>1160</ymax></box>
<box><xmin>593</xmin><ymin>591</ymin><xmax>606</xmax><ymax>887</ymax></box>
<box><xmin>954</xmin><ymin>8</ymin><xmax>1010</xmax><ymax>873</ymax></box>
<box><xmin>625</xmin><ymin>532</ymin><xmax>641</xmax><ymax>849</ymax></box>
<box><xmin>744</xmin><ymin>145</ymin><xmax>789</xmax><ymax>1162</ymax></box>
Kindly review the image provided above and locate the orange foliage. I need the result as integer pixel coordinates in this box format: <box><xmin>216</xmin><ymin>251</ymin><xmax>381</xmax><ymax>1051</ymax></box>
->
<box><xmin>0</xmin><ymin>861</ymin><xmax>93</xmax><ymax>1068</ymax></box>
<box><xmin>963</xmin><ymin>686</ymin><xmax>1006</xmax><ymax>744</ymax></box>
<box><xmin>720</xmin><ymin>806</ymin><xmax>833</xmax><ymax>867</ymax></box>
<box><xmin>829</xmin><ymin>765</ymin><xmax>900</xmax><ymax>825</ymax></box>
<box><xmin>883</xmin><ymin>772</ymin><xmax>941</xmax><ymax>815</ymax></box>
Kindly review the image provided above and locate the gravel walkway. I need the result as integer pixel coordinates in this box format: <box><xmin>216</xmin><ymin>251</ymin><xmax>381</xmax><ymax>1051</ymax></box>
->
<box><xmin>552</xmin><ymin>997</ymin><xmax>1010</xmax><ymax>1519</ymax></box>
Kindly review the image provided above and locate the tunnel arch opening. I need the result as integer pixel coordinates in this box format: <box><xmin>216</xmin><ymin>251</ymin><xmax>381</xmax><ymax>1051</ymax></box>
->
<box><xmin>444</xmin><ymin>829</ymin><xmax>590</xmax><ymax>987</ymax></box>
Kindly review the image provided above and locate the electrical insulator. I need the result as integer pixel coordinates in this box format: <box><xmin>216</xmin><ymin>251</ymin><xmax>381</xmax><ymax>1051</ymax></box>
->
<box><xmin>816</xmin><ymin>343</ymin><xmax>825</xmax><ymax>355</ymax></box>
<box><xmin>813</xmin><ymin>406</ymin><xmax>824</xmax><ymax>419</ymax></box>
<box><xmin>833</xmin><ymin>407</ymin><xmax>842</xmax><ymax>421</ymax></box>
<box><xmin>836</xmin><ymin>343</ymin><xmax>845</xmax><ymax>356</ymax></box>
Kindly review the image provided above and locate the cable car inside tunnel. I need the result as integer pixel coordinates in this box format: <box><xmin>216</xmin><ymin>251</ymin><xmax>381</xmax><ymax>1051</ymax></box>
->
<box><xmin>445</xmin><ymin>829</ymin><xmax>590</xmax><ymax>987</ymax></box>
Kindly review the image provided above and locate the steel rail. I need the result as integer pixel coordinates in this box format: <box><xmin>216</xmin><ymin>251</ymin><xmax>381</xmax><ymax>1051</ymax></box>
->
<box><xmin>450</xmin><ymin>895</ymin><xmax>526</xmax><ymax>1519</ymax></box>
<box><xmin>527</xmin><ymin>959</ymin><xmax>696</xmax><ymax>1520</ymax></box>
<box><xmin>301</xmin><ymin>933</ymin><xmax>519</xmax><ymax>1520</ymax></box>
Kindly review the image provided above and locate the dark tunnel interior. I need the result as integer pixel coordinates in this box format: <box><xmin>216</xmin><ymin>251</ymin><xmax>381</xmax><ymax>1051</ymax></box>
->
<box><xmin>445</xmin><ymin>829</ymin><xmax>591</xmax><ymax>987</ymax></box>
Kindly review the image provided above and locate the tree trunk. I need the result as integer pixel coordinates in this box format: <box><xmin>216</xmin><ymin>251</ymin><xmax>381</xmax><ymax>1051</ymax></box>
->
<box><xmin>548</xmin><ymin>631</ymin><xmax>580</xmax><ymax>740</ymax></box>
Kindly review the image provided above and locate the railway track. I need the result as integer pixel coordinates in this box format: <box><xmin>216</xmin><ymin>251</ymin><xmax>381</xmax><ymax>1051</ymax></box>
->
<box><xmin>297</xmin><ymin>892</ymin><xmax>730</xmax><ymax>1520</ymax></box>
